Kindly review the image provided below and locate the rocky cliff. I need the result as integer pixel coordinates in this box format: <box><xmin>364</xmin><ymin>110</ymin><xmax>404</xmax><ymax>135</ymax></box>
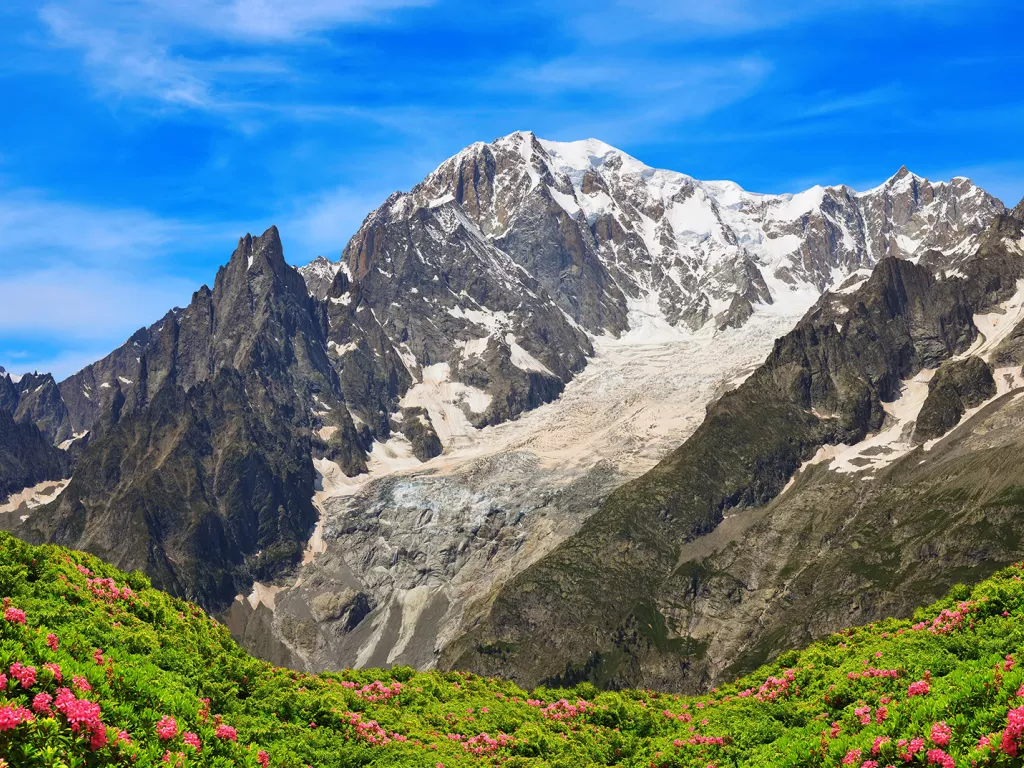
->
<box><xmin>445</xmin><ymin>202</ymin><xmax>1024</xmax><ymax>690</ymax></box>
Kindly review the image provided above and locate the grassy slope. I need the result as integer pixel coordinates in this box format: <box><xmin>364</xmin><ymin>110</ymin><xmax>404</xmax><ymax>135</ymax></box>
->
<box><xmin>2</xmin><ymin>531</ymin><xmax>1024</xmax><ymax>767</ymax></box>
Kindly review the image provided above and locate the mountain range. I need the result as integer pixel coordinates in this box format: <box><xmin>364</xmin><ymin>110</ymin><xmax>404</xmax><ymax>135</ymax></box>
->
<box><xmin>3</xmin><ymin>131</ymin><xmax>1023</xmax><ymax>693</ymax></box>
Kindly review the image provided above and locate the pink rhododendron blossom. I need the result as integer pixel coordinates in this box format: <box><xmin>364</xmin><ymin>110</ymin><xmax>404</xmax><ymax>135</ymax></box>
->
<box><xmin>354</xmin><ymin>680</ymin><xmax>403</xmax><ymax>702</ymax></box>
<box><xmin>897</xmin><ymin>737</ymin><xmax>926</xmax><ymax>761</ymax></box>
<box><xmin>215</xmin><ymin>724</ymin><xmax>238</xmax><ymax>741</ymax></box>
<box><xmin>89</xmin><ymin>723</ymin><xmax>108</xmax><ymax>751</ymax></box>
<box><xmin>156</xmin><ymin>716</ymin><xmax>178</xmax><ymax>741</ymax></box>
<box><xmin>930</xmin><ymin>721</ymin><xmax>952</xmax><ymax>746</ymax></box>
<box><xmin>3</xmin><ymin>607</ymin><xmax>26</xmax><ymax>625</ymax></box>
<box><xmin>10</xmin><ymin>662</ymin><xmax>36</xmax><ymax>688</ymax></box>
<box><xmin>183</xmin><ymin>731</ymin><xmax>201</xmax><ymax>751</ymax></box>
<box><xmin>540</xmin><ymin>699</ymin><xmax>592</xmax><ymax>720</ymax></box>
<box><xmin>872</xmin><ymin>736</ymin><xmax>890</xmax><ymax>756</ymax></box>
<box><xmin>908</xmin><ymin>679</ymin><xmax>930</xmax><ymax>697</ymax></box>
<box><xmin>1000</xmin><ymin>705</ymin><xmax>1024</xmax><ymax>756</ymax></box>
<box><xmin>0</xmin><ymin>705</ymin><xmax>34</xmax><ymax>731</ymax></box>
<box><xmin>926</xmin><ymin>748</ymin><xmax>954</xmax><ymax>767</ymax></box>
<box><xmin>31</xmin><ymin>692</ymin><xmax>53</xmax><ymax>714</ymax></box>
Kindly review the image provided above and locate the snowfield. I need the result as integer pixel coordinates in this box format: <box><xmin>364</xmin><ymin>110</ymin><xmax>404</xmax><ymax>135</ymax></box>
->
<box><xmin>241</xmin><ymin>298</ymin><xmax>820</xmax><ymax>672</ymax></box>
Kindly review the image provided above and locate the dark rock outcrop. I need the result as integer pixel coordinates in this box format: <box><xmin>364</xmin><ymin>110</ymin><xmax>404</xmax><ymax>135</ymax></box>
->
<box><xmin>0</xmin><ymin>412</ymin><xmax>69</xmax><ymax>505</ymax></box>
<box><xmin>0</xmin><ymin>371</ymin><xmax>75</xmax><ymax>445</ymax></box>
<box><xmin>913</xmin><ymin>356</ymin><xmax>996</xmax><ymax>443</ymax></box>
<box><xmin>398</xmin><ymin>407</ymin><xmax>443</xmax><ymax>462</ymax></box>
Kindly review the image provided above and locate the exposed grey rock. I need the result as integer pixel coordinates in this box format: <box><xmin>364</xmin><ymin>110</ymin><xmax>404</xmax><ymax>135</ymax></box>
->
<box><xmin>0</xmin><ymin>412</ymin><xmax>69</xmax><ymax>505</ymax></box>
<box><xmin>298</xmin><ymin>255</ymin><xmax>343</xmax><ymax>300</ymax></box>
<box><xmin>913</xmin><ymin>356</ymin><xmax>996</xmax><ymax>443</ymax></box>
<box><xmin>398</xmin><ymin>407</ymin><xmax>442</xmax><ymax>461</ymax></box>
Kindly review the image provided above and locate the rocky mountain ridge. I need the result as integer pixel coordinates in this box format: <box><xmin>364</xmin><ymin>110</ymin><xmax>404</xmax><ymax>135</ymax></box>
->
<box><xmin>0</xmin><ymin>132</ymin><xmax>1015</xmax><ymax>685</ymax></box>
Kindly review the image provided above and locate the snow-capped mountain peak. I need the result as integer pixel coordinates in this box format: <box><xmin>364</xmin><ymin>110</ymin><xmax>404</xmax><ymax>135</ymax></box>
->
<box><xmin>293</xmin><ymin>132</ymin><xmax>1009</xmax><ymax>452</ymax></box>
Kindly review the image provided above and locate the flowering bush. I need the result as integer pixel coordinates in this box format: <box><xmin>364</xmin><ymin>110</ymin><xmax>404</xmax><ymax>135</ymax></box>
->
<box><xmin>4</xmin><ymin>531</ymin><xmax>1024</xmax><ymax>766</ymax></box>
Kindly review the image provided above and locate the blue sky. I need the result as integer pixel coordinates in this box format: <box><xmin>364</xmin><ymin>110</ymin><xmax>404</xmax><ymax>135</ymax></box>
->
<box><xmin>1</xmin><ymin>0</ymin><xmax>1023</xmax><ymax>379</ymax></box>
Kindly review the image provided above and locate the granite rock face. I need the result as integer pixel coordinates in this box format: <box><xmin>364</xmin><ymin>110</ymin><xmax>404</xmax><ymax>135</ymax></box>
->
<box><xmin>913</xmin><ymin>357</ymin><xmax>996</xmax><ymax>443</ymax></box>
<box><xmin>0</xmin><ymin>411</ymin><xmax>68</xmax><ymax>505</ymax></box>
<box><xmin>14</xmin><ymin>229</ymin><xmax>387</xmax><ymax>606</ymax></box>
<box><xmin>0</xmin><ymin>370</ymin><xmax>75</xmax><ymax>445</ymax></box>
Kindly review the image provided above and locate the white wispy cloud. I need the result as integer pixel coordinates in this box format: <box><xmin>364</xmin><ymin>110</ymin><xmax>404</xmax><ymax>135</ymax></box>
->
<box><xmin>800</xmin><ymin>86</ymin><xmax>903</xmax><ymax>118</ymax></box>
<box><xmin>568</xmin><ymin>0</ymin><xmax>977</xmax><ymax>42</ymax></box>
<box><xmin>483</xmin><ymin>56</ymin><xmax>772</xmax><ymax>147</ymax></box>
<box><xmin>146</xmin><ymin>0</ymin><xmax>436</xmax><ymax>42</ymax></box>
<box><xmin>0</xmin><ymin>345</ymin><xmax>131</xmax><ymax>382</ymax></box>
<box><xmin>36</xmin><ymin>0</ymin><xmax>435</xmax><ymax>110</ymax></box>
<box><xmin>0</xmin><ymin>188</ymin><xmax>249</xmax><ymax>379</ymax></box>
<box><xmin>0</xmin><ymin>266</ymin><xmax>197</xmax><ymax>340</ymax></box>
<box><xmin>0</xmin><ymin>190</ymin><xmax>235</xmax><ymax>268</ymax></box>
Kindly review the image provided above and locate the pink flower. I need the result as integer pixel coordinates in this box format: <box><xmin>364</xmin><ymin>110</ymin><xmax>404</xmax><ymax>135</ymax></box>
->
<box><xmin>908</xmin><ymin>679</ymin><xmax>930</xmax><ymax>697</ymax></box>
<box><xmin>3</xmin><ymin>607</ymin><xmax>26</xmax><ymax>625</ymax></box>
<box><xmin>842</xmin><ymin>748</ymin><xmax>861</xmax><ymax>765</ymax></box>
<box><xmin>215</xmin><ymin>724</ymin><xmax>238</xmax><ymax>741</ymax></box>
<box><xmin>0</xmin><ymin>705</ymin><xmax>34</xmax><ymax>731</ymax></box>
<box><xmin>926</xmin><ymin>748</ymin><xmax>954</xmax><ymax>767</ymax></box>
<box><xmin>930</xmin><ymin>721</ymin><xmax>952</xmax><ymax>747</ymax></box>
<box><xmin>897</xmin><ymin>737</ymin><xmax>926</xmax><ymax>761</ymax></box>
<box><xmin>257</xmin><ymin>751</ymin><xmax>270</xmax><ymax>767</ymax></box>
<box><xmin>45</xmin><ymin>633</ymin><xmax>58</xmax><ymax>651</ymax></box>
<box><xmin>183</xmin><ymin>731</ymin><xmax>201</xmax><ymax>751</ymax></box>
<box><xmin>156</xmin><ymin>715</ymin><xmax>178</xmax><ymax>741</ymax></box>
<box><xmin>72</xmin><ymin>675</ymin><xmax>92</xmax><ymax>692</ymax></box>
<box><xmin>53</xmin><ymin>690</ymin><xmax>105</xmax><ymax>743</ymax></box>
<box><xmin>31</xmin><ymin>692</ymin><xmax>53</xmax><ymax>714</ymax></box>
<box><xmin>43</xmin><ymin>663</ymin><xmax>62</xmax><ymax>682</ymax></box>
<box><xmin>1001</xmin><ymin>705</ymin><xmax>1024</xmax><ymax>756</ymax></box>
<box><xmin>10</xmin><ymin>662</ymin><xmax>36</xmax><ymax>688</ymax></box>
<box><xmin>89</xmin><ymin>723</ymin><xmax>108</xmax><ymax>751</ymax></box>
<box><xmin>114</xmin><ymin>729</ymin><xmax>132</xmax><ymax>746</ymax></box>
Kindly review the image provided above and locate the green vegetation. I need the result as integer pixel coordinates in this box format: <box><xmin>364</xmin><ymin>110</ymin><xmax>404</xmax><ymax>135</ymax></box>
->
<box><xmin>3</xmin><ymin>531</ymin><xmax>1024</xmax><ymax>766</ymax></box>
